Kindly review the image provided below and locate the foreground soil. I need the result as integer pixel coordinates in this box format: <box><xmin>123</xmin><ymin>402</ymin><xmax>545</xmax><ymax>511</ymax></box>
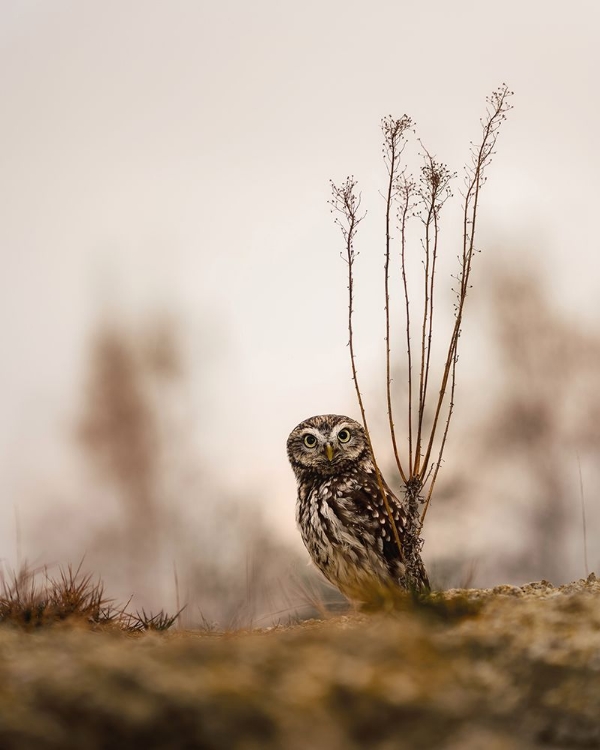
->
<box><xmin>1</xmin><ymin>575</ymin><xmax>599</xmax><ymax>749</ymax></box>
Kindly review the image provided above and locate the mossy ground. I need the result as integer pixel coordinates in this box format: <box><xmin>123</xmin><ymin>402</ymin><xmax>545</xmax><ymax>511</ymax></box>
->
<box><xmin>0</xmin><ymin>575</ymin><xmax>599</xmax><ymax>749</ymax></box>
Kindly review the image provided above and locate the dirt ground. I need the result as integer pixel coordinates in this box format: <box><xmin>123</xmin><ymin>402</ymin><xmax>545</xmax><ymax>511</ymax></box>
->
<box><xmin>1</xmin><ymin>575</ymin><xmax>599</xmax><ymax>749</ymax></box>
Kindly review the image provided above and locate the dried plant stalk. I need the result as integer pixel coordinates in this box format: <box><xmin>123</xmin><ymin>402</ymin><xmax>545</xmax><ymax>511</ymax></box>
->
<box><xmin>419</xmin><ymin>85</ymin><xmax>513</xmax><ymax>523</ymax></box>
<box><xmin>329</xmin><ymin>178</ymin><xmax>406</xmax><ymax>563</ymax></box>
<box><xmin>331</xmin><ymin>84</ymin><xmax>513</xmax><ymax>543</ymax></box>
<box><xmin>382</xmin><ymin>116</ymin><xmax>412</xmax><ymax>485</ymax></box>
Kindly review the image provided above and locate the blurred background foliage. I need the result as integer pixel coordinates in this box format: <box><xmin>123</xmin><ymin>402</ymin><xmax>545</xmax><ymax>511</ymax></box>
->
<box><xmin>9</xmin><ymin>261</ymin><xmax>599</xmax><ymax>628</ymax></box>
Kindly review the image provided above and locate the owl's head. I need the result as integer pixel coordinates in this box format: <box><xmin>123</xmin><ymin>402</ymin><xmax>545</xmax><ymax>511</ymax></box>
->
<box><xmin>287</xmin><ymin>414</ymin><xmax>371</xmax><ymax>478</ymax></box>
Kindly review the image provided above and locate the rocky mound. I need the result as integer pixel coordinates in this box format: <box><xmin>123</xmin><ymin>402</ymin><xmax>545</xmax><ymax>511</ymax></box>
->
<box><xmin>0</xmin><ymin>574</ymin><xmax>598</xmax><ymax>749</ymax></box>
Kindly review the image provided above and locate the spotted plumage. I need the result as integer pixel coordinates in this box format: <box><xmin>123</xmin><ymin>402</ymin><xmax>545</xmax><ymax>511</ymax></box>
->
<box><xmin>287</xmin><ymin>414</ymin><xmax>429</xmax><ymax>600</ymax></box>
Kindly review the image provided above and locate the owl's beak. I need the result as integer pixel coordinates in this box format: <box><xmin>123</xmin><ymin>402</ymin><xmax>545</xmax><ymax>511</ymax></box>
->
<box><xmin>324</xmin><ymin>443</ymin><xmax>334</xmax><ymax>462</ymax></box>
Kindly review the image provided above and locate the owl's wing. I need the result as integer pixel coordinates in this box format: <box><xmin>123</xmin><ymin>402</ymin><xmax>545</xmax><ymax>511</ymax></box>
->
<box><xmin>346</xmin><ymin>471</ymin><xmax>429</xmax><ymax>590</ymax></box>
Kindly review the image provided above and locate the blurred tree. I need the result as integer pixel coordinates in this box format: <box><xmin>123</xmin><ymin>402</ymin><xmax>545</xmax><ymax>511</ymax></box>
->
<box><xmin>76</xmin><ymin>315</ymin><xmax>327</xmax><ymax>626</ymax></box>
<box><xmin>78</xmin><ymin>320</ymin><xmax>171</xmax><ymax>599</ymax></box>
<box><xmin>429</xmin><ymin>268</ymin><xmax>600</xmax><ymax>586</ymax></box>
<box><xmin>486</xmin><ymin>271</ymin><xmax>600</xmax><ymax>581</ymax></box>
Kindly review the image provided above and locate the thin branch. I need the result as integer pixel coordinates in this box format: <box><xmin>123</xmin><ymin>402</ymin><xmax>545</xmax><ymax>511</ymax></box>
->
<box><xmin>382</xmin><ymin>116</ymin><xmax>411</xmax><ymax>484</ymax></box>
<box><xmin>419</xmin><ymin>84</ymin><xmax>512</xmax><ymax>481</ymax></box>
<box><xmin>420</xmin><ymin>349</ymin><xmax>457</xmax><ymax>528</ymax></box>
<box><xmin>330</xmin><ymin>177</ymin><xmax>406</xmax><ymax>564</ymax></box>
<box><xmin>422</xmin><ymin>158</ymin><xmax>453</xmax><ymax>431</ymax></box>
<box><xmin>397</xmin><ymin>173</ymin><xmax>415</xmax><ymax>475</ymax></box>
<box><xmin>414</xmin><ymin>170</ymin><xmax>432</xmax><ymax>477</ymax></box>
<box><xmin>413</xmin><ymin>148</ymin><xmax>453</xmax><ymax>476</ymax></box>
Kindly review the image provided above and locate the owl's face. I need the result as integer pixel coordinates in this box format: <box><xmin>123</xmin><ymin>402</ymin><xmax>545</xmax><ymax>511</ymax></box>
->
<box><xmin>287</xmin><ymin>414</ymin><xmax>371</xmax><ymax>478</ymax></box>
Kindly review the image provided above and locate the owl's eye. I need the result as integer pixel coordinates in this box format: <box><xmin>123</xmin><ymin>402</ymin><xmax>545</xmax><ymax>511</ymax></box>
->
<box><xmin>303</xmin><ymin>434</ymin><xmax>318</xmax><ymax>448</ymax></box>
<box><xmin>338</xmin><ymin>429</ymin><xmax>351</xmax><ymax>443</ymax></box>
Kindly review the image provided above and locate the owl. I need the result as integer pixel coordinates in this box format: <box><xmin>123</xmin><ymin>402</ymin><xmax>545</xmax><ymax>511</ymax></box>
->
<box><xmin>287</xmin><ymin>414</ymin><xmax>429</xmax><ymax>601</ymax></box>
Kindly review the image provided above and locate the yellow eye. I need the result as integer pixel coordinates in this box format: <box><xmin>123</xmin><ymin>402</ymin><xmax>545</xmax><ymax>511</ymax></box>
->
<box><xmin>303</xmin><ymin>434</ymin><xmax>317</xmax><ymax>448</ymax></box>
<box><xmin>338</xmin><ymin>429</ymin><xmax>351</xmax><ymax>443</ymax></box>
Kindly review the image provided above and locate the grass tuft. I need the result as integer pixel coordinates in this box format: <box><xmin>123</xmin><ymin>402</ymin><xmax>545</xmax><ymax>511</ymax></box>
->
<box><xmin>126</xmin><ymin>607</ymin><xmax>185</xmax><ymax>632</ymax></box>
<box><xmin>0</xmin><ymin>562</ymin><xmax>180</xmax><ymax>633</ymax></box>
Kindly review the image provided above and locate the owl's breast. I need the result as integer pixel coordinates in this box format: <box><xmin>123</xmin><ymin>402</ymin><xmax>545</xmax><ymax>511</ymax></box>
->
<box><xmin>295</xmin><ymin>476</ymin><xmax>394</xmax><ymax>594</ymax></box>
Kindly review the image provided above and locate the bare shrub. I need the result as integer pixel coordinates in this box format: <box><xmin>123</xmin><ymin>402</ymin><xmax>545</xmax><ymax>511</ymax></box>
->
<box><xmin>330</xmin><ymin>85</ymin><xmax>513</xmax><ymax>564</ymax></box>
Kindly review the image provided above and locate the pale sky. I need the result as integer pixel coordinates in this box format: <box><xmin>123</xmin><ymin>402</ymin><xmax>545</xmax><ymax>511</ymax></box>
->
<box><xmin>1</xmin><ymin>1</ymin><xmax>599</xmax><ymax>569</ymax></box>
